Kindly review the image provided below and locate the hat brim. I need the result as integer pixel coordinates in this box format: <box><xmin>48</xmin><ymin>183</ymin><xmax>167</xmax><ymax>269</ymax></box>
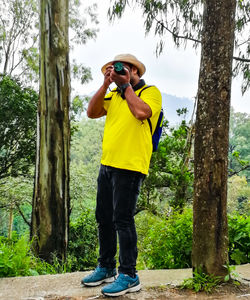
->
<box><xmin>101</xmin><ymin>58</ymin><xmax>146</xmax><ymax>77</ymax></box>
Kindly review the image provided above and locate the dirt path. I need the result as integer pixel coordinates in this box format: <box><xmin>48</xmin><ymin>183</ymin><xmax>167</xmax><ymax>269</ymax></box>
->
<box><xmin>0</xmin><ymin>265</ymin><xmax>249</xmax><ymax>300</ymax></box>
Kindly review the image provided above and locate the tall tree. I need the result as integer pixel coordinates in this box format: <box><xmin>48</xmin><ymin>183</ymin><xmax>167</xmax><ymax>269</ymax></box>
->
<box><xmin>0</xmin><ymin>0</ymin><xmax>38</xmax><ymax>80</ymax></box>
<box><xmin>192</xmin><ymin>0</ymin><xmax>236</xmax><ymax>277</ymax></box>
<box><xmin>0</xmin><ymin>0</ymin><xmax>98</xmax><ymax>85</ymax></box>
<box><xmin>0</xmin><ymin>75</ymin><xmax>37</xmax><ymax>179</ymax></box>
<box><xmin>31</xmin><ymin>0</ymin><xmax>71</xmax><ymax>262</ymax></box>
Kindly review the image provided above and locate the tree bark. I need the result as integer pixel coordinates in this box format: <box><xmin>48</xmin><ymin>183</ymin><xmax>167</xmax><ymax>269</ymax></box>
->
<box><xmin>192</xmin><ymin>0</ymin><xmax>236</xmax><ymax>277</ymax></box>
<box><xmin>31</xmin><ymin>0</ymin><xmax>70</xmax><ymax>262</ymax></box>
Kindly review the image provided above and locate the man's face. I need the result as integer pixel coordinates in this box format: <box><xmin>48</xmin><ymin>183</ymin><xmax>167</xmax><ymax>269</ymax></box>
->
<box><xmin>119</xmin><ymin>62</ymin><xmax>139</xmax><ymax>84</ymax></box>
<box><xmin>104</xmin><ymin>62</ymin><xmax>139</xmax><ymax>86</ymax></box>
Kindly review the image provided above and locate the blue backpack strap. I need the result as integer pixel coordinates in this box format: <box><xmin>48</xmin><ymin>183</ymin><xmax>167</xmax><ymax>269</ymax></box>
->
<box><xmin>152</xmin><ymin>108</ymin><xmax>164</xmax><ymax>151</ymax></box>
<box><xmin>138</xmin><ymin>85</ymin><xmax>164</xmax><ymax>151</ymax></box>
<box><xmin>138</xmin><ymin>85</ymin><xmax>154</xmax><ymax>134</ymax></box>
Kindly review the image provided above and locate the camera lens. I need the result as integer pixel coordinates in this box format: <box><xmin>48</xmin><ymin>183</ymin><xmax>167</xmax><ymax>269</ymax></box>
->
<box><xmin>114</xmin><ymin>62</ymin><xmax>126</xmax><ymax>75</ymax></box>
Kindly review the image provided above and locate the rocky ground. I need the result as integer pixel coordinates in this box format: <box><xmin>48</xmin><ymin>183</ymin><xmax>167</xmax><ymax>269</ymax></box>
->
<box><xmin>0</xmin><ymin>265</ymin><xmax>249</xmax><ymax>300</ymax></box>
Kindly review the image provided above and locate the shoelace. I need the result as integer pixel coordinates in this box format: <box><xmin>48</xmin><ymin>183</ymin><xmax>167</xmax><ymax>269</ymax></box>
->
<box><xmin>92</xmin><ymin>267</ymin><xmax>102</xmax><ymax>275</ymax></box>
<box><xmin>112</xmin><ymin>274</ymin><xmax>128</xmax><ymax>285</ymax></box>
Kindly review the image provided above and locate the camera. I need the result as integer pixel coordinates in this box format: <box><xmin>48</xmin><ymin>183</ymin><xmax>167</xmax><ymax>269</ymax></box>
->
<box><xmin>114</xmin><ymin>62</ymin><xmax>126</xmax><ymax>75</ymax></box>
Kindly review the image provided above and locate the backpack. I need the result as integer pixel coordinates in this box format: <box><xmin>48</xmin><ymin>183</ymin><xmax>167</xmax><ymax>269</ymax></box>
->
<box><xmin>138</xmin><ymin>86</ymin><xmax>164</xmax><ymax>152</ymax></box>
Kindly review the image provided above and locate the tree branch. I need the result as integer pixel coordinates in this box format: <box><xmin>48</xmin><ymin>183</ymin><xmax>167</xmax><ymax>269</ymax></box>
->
<box><xmin>233</xmin><ymin>56</ymin><xmax>250</xmax><ymax>63</ymax></box>
<box><xmin>228</xmin><ymin>164</ymin><xmax>250</xmax><ymax>177</ymax></box>
<box><xmin>155</xmin><ymin>19</ymin><xmax>201</xmax><ymax>44</ymax></box>
<box><xmin>154</xmin><ymin>18</ymin><xmax>250</xmax><ymax>65</ymax></box>
<box><xmin>15</xmin><ymin>203</ymin><xmax>31</xmax><ymax>227</ymax></box>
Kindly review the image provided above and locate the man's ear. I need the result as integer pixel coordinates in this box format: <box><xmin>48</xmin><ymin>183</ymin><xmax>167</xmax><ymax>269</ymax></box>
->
<box><xmin>132</xmin><ymin>66</ymin><xmax>140</xmax><ymax>77</ymax></box>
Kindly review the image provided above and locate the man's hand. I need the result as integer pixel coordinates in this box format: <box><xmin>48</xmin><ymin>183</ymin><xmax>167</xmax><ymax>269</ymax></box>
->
<box><xmin>110</xmin><ymin>66</ymin><xmax>130</xmax><ymax>87</ymax></box>
<box><xmin>103</xmin><ymin>66</ymin><xmax>114</xmax><ymax>89</ymax></box>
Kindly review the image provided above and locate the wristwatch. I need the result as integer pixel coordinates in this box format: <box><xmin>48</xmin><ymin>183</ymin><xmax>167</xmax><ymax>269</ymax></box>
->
<box><xmin>120</xmin><ymin>83</ymin><xmax>131</xmax><ymax>98</ymax></box>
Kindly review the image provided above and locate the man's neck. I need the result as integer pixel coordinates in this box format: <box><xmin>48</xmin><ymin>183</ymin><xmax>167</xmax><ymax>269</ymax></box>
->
<box><xmin>132</xmin><ymin>79</ymin><xmax>146</xmax><ymax>92</ymax></box>
<box><xmin>131</xmin><ymin>77</ymin><xmax>140</xmax><ymax>87</ymax></box>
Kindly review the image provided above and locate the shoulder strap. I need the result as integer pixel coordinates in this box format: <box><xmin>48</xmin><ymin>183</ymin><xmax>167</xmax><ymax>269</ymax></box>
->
<box><xmin>138</xmin><ymin>85</ymin><xmax>153</xmax><ymax>97</ymax></box>
<box><xmin>147</xmin><ymin>119</ymin><xmax>153</xmax><ymax>134</ymax></box>
<box><xmin>104</xmin><ymin>88</ymin><xmax>120</xmax><ymax>101</ymax></box>
<box><xmin>137</xmin><ymin>85</ymin><xmax>154</xmax><ymax>134</ymax></box>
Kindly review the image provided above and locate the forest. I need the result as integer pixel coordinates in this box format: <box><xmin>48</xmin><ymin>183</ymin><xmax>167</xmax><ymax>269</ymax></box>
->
<box><xmin>0</xmin><ymin>0</ymin><xmax>250</xmax><ymax>287</ymax></box>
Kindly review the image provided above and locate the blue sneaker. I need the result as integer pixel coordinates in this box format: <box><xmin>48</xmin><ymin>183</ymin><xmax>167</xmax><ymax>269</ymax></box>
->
<box><xmin>81</xmin><ymin>266</ymin><xmax>117</xmax><ymax>286</ymax></box>
<box><xmin>101</xmin><ymin>273</ymin><xmax>141</xmax><ymax>296</ymax></box>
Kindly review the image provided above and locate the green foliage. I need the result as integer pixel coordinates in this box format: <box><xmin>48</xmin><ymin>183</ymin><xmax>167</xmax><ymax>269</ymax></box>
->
<box><xmin>0</xmin><ymin>75</ymin><xmax>37</xmax><ymax>179</ymax></box>
<box><xmin>69</xmin><ymin>1</ymin><xmax>98</xmax><ymax>45</ymax></box>
<box><xmin>0</xmin><ymin>176</ymin><xmax>33</xmax><ymax>237</ymax></box>
<box><xmin>0</xmin><ymin>0</ymin><xmax>98</xmax><ymax>84</ymax></box>
<box><xmin>22</xmin><ymin>47</ymin><xmax>39</xmax><ymax>79</ymax></box>
<box><xmin>136</xmin><ymin>210</ymin><xmax>250</xmax><ymax>271</ymax></box>
<box><xmin>1</xmin><ymin>210</ymin><xmax>250</xmax><ymax>278</ymax></box>
<box><xmin>224</xmin><ymin>264</ymin><xmax>240</xmax><ymax>283</ymax></box>
<box><xmin>109</xmin><ymin>0</ymin><xmax>250</xmax><ymax>91</ymax></box>
<box><xmin>0</xmin><ymin>208</ymin><xmax>97</xmax><ymax>277</ymax></box>
<box><xmin>70</xmin><ymin>118</ymin><xmax>104</xmax><ymax>217</ymax></box>
<box><xmin>228</xmin><ymin>214</ymin><xmax>250</xmax><ymax>265</ymax></box>
<box><xmin>0</xmin><ymin>234</ymin><xmax>32</xmax><ymax>277</ymax></box>
<box><xmin>229</xmin><ymin>110</ymin><xmax>250</xmax><ymax>180</ymax></box>
<box><xmin>0</xmin><ymin>233</ymin><xmax>54</xmax><ymax>277</ymax></box>
<box><xmin>227</xmin><ymin>175</ymin><xmax>250</xmax><ymax>215</ymax></box>
<box><xmin>136</xmin><ymin>209</ymin><xmax>193</xmax><ymax>269</ymax></box>
<box><xmin>71</xmin><ymin>60</ymin><xmax>93</xmax><ymax>85</ymax></box>
<box><xmin>181</xmin><ymin>270</ymin><xmax>221</xmax><ymax>293</ymax></box>
<box><xmin>0</xmin><ymin>0</ymin><xmax>39</xmax><ymax>80</ymax></box>
<box><xmin>139</xmin><ymin>116</ymin><xmax>193</xmax><ymax>213</ymax></box>
<box><xmin>68</xmin><ymin>208</ymin><xmax>98</xmax><ymax>271</ymax></box>
<box><xmin>234</xmin><ymin>0</ymin><xmax>250</xmax><ymax>93</ymax></box>
<box><xmin>108</xmin><ymin>0</ymin><xmax>203</xmax><ymax>53</ymax></box>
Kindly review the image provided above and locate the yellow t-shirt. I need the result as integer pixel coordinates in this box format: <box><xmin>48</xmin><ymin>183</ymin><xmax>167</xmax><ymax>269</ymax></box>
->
<box><xmin>101</xmin><ymin>82</ymin><xmax>162</xmax><ymax>174</ymax></box>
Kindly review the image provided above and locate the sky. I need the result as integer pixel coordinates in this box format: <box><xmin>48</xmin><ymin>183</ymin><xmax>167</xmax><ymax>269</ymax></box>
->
<box><xmin>72</xmin><ymin>1</ymin><xmax>250</xmax><ymax>114</ymax></box>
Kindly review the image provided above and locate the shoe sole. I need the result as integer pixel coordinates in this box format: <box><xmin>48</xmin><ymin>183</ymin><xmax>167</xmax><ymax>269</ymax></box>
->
<box><xmin>102</xmin><ymin>283</ymin><xmax>141</xmax><ymax>296</ymax></box>
<box><xmin>82</xmin><ymin>276</ymin><xmax>116</xmax><ymax>287</ymax></box>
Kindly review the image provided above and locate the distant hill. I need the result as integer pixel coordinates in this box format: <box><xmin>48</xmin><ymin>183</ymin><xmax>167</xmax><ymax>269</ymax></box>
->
<box><xmin>162</xmin><ymin>93</ymin><xmax>195</xmax><ymax>125</ymax></box>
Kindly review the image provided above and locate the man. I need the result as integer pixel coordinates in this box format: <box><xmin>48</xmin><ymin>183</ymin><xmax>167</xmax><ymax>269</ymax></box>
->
<box><xmin>81</xmin><ymin>54</ymin><xmax>162</xmax><ymax>297</ymax></box>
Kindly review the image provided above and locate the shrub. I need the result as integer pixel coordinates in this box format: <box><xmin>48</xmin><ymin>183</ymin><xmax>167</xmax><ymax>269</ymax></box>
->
<box><xmin>181</xmin><ymin>269</ymin><xmax>221</xmax><ymax>293</ymax></box>
<box><xmin>228</xmin><ymin>214</ymin><xmax>250</xmax><ymax>265</ymax></box>
<box><xmin>1</xmin><ymin>210</ymin><xmax>249</xmax><ymax>278</ymax></box>
<box><xmin>68</xmin><ymin>208</ymin><xmax>98</xmax><ymax>271</ymax></box>
<box><xmin>136</xmin><ymin>210</ymin><xmax>250</xmax><ymax>270</ymax></box>
<box><xmin>0</xmin><ymin>233</ymin><xmax>53</xmax><ymax>277</ymax></box>
<box><xmin>136</xmin><ymin>209</ymin><xmax>193</xmax><ymax>269</ymax></box>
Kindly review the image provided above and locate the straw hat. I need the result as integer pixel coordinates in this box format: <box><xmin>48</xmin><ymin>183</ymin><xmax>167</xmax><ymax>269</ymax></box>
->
<box><xmin>101</xmin><ymin>54</ymin><xmax>146</xmax><ymax>77</ymax></box>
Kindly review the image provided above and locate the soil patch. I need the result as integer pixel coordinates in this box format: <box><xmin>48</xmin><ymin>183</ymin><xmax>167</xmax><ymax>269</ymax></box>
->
<box><xmin>44</xmin><ymin>283</ymin><xmax>250</xmax><ymax>300</ymax></box>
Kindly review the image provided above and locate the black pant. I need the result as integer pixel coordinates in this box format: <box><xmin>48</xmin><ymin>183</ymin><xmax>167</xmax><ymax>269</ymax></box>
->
<box><xmin>95</xmin><ymin>164</ymin><xmax>145</xmax><ymax>277</ymax></box>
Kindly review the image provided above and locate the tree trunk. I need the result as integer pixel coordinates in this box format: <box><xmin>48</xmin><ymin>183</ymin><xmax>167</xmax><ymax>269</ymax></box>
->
<box><xmin>192</xmin><ymin>0</ymin><xmax>236</xmax><ymax>277</ymax></box>
<box><xmin>8</xmin><ymin>205</ymin><xmax>14</xmax><ymax>239</ymax></box>
<box><xmin>31</xmin><ymin>0</ymin><xmax>70</xmax><ymax>262</ymax></box>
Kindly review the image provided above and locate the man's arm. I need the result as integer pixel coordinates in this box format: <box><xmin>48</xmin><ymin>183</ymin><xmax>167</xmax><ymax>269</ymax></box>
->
<box><xmin>123</xmin><ymin>86</ymin><xmax>152</xmax><ymax>121</ymax></box>
<box><xmin>87</xmin><ymin>85</ymin><xmax>108</xmax><ymax>119</ymax></box>
<box><xmin>87</xmin><ymin>67</ymin><xmax>113</xmax><ymax>119</ymax></box>
<box><xmin>110</xmin><ymin>68</ymin><xmax>152</xmax><ymax>121</ymax></box>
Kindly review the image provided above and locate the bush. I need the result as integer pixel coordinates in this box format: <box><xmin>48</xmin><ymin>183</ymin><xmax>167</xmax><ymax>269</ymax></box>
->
<box><xmin>136</xmin><ymin>210</ymin><xmax>250</xmax><ymax>270</ymax></box>
<box><xmin>0</xmin><ymin>233</ymin><xmax>54</xmax><ymax>277</ymax></box>
<box><xmin>0</xmin><ymin>209</ymin><xmax>98</xmax><ymax>277</ymax></box>
<box><xmin>136</xmin><ymin>209</ymin><xmax>193</xmax><ymax>269</ymax></box>
<box><xmin>68</xmin><ymin>208</ymin><xmax>98</xmax><ymax>271</ymax></box>
<box><xmin>228</xmin><ymin>214</ymin><xmax>250</xmax><ymax>265</ymax></box>
<box><xmin>1</xmin><ymin>210</ymin><xmax>249</xmax><ymax>278</ymax></box>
